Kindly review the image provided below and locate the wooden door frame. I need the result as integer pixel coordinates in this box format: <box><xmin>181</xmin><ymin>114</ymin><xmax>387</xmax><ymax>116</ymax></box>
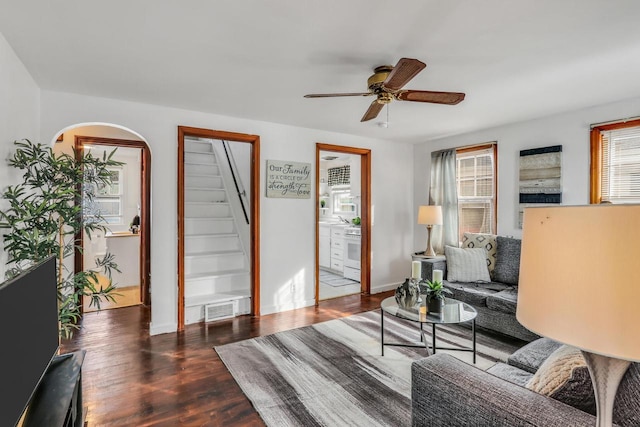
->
<box><xmin>74</xmin><ymin>135</ymin><xmax>152</xmax><ymax>308</ymax></box>
<box><xmin>315</xmin><ymin>143</ymin><xmax>372</xmax><ymax>303</ymax></box>
<box><xmin>177</xmin><ymin>126</ymin><xmax>261</xmax><ymax>331</ymax></box>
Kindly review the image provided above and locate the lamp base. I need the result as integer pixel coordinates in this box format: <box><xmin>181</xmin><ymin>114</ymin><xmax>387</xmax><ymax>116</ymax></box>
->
<box><xmin>581</xmin><ymin>351</ymin><xmax>631</xmax><ymax>427</ymax></box>
<box><xmin>424</xmin><ymin>224</ymin><xmax>436</xmax><ymax>257</ymax></box>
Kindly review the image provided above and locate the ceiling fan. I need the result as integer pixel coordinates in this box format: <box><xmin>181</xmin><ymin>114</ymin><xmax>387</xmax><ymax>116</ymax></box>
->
<box><xmin>304</xmin><ymin>58</ymin><xmax>465</xmax><ymax>122</ymax></box>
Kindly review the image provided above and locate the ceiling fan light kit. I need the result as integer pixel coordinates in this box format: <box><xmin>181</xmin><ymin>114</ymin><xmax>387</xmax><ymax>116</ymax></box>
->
<box><xmin>304</xmin><ymin>58</ymin><xmax>466</xmax><ymax>122</ymax></box>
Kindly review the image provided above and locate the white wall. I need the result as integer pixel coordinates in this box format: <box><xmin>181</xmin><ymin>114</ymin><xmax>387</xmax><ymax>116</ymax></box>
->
<box><xmin>0</xmin><ymin>32</ymin><xmax>40</xmax><ymax>279</ymax></box>
<box><xmin>413</xmin><ymin>96</ymin><xmax>640</xmax><ymax>250</ymax></box>
<box><xmin>39</xmin><ymin>90</ymin><xmax>415</xmax><ymax>335</ymax></box>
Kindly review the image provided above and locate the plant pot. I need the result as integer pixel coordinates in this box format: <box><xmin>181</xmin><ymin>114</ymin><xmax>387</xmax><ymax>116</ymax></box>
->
<box><xmin>427</xmin><ymin>296</ymin><xmax>444</xmax><ymax>314</ymax></box>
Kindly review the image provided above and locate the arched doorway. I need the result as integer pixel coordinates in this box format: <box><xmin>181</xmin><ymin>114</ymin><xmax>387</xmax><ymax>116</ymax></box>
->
<box><xmin>52</xmin><ymin>124</ymin><xmax>152</xmax><ymax>313</ymax></box>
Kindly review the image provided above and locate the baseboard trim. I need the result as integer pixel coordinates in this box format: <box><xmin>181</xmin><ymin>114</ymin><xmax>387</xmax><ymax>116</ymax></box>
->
<box><xmin>371</xmin><ymin>282</ymin><xmax>400</xmax><ymax>294</ymax></box>
<box><xmin>262</xmin><ymin>298</ymin><xmax>316</xmax><ymax>316</ymax></box>
<box><xmin>150</xmin><ymin>322</ymin><xmax>177</xmax><ymax>336</ymax></box>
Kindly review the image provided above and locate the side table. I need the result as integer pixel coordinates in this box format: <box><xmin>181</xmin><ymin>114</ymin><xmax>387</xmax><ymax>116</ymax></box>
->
<box><xmin>411</xmin><ymin>254</ymin><xmax>446</xmax><ymax>282</ymax></box>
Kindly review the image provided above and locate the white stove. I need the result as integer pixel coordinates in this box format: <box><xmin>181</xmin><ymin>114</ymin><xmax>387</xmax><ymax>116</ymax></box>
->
<box><xmin>343</xmin><ymin>226</ymin><xmax>361</xmax><ymax>281</ymax></box>
<box><xmin>344</xmin><ymin>226</ymin><xmax>361</xmax><ymax>238</ymax></box>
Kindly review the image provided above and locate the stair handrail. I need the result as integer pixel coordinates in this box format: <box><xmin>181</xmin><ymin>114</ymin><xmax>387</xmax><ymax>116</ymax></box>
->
<box><xmin>222</xmin><ymin>140</ymin><xmax>250</xmax><ymax>224</ymax></box>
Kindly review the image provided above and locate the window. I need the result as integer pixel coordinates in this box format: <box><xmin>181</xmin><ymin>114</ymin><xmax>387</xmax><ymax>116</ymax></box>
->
<box><xmin>456</xmin><ymin>144</ymin><xmax>497</xmax><ymax>240</ymax></box>
<box><xmin>84</xmin><ymin>167</ymin><xmax>123</xmax><ymax>224</ymax></box>
<box><xmin>591</xmin><ymin>119</ymin><xmax>640</xmax><ymax>204</ymax></box>
<box><xmin>332</xmin><ymin>186</ymin><xmax>356</xmax><ymax>214</ymax></box>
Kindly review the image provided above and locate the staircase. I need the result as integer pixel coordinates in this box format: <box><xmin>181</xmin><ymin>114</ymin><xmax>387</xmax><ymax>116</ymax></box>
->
<box><xmin>183</xmin><ymin>138</ymin><xmax>251</xmax><ymax>324</ymax></box>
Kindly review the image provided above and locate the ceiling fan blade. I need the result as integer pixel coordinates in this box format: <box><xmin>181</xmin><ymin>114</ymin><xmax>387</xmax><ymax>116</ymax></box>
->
<box><xmin>396</xmin><ymin>90</ymin><xmax>465</xmax><ymax>105</ymax></box>
<box><xmin>361</xmin><ymin>100</ymin><xmax>384</xmax><ymax>122</ymax></box>
<box><xmin>304</xmin><ymin>92</ymin><xmax>372</xmax><ymax>98</ymax></box>
<box><xmin>382</xmin><ymin>58</ymin><xmax>426</xmax><ymax>91</ymax></box>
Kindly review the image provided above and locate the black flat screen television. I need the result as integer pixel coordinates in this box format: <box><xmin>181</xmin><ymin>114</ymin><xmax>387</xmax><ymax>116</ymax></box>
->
<box><xmin>0</xmin><ymin>256</ymin><xmax>59</xmax><ymax>427</ymax></box>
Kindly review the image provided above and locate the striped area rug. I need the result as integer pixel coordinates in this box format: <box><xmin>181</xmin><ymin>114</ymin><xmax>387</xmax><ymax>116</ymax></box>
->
<box><xmin>215</xmin><ymin>310</ymin><xmax>522</xmax><ymax>427</ymax></box>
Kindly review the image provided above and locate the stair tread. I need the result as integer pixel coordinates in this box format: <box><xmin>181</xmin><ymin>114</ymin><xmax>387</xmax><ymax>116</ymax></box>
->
<box><xmin>184</xmin><ymin>292</ymin><xmax>250</xmax><ymax>307</ymax></box>
<box><xmin>184</xmin><ymin>148</ymin><xmax>214</xmax><ymax>154</ymax></box>
<box><xmin>186</xmin><ymin>187</ymin><xmax>225</xmax><ymax>191</ymax></box>
<box><xmin>185</xmin><ymin>269</ymin><xmax>250</xmax><ymax>280</ymax></box>
<box><xmin>185</xmin><ymin>163</ymin><xmax>218</xmax><ymax>169</ymax></box>
<box><xmin>185</xmin><ymin>250</ymin><xmax>243</xmax><ymax>258</ymax></box>
<box><xmin>184</xmin><ymin>217</ymin><xmax>234</xmax><ymax>221</ymax></box>
<box><xmin>185</xmin><ymin>201</ymin><xmax>228</xmax><ymax>205</ymax></box>
<box><xmin>185</xmin><ymin>172</ymin><xmax>221</xmax><ymax>177</ymax></box>
<box><xmin>184</xmin><ymin>232</ymin><xmax>239</xmax><ymax>238</ymax></box>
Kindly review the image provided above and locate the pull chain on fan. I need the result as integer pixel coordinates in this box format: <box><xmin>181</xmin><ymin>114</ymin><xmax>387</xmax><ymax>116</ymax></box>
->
<box><xmin>304</xmin><ymin>58</ymin><xmax>465</xmax><ymax>122</ymax></box>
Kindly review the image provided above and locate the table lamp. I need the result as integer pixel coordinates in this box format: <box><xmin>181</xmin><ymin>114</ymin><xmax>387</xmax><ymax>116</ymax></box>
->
<box><xmin>417</xmin><ymin>205</ymin><xmax>442</xmax><ymax>257</ymax></box>
<box><xmin>518</xmin><ymin>204</ymin><xmax>640</xmax><ymax>427</ymax></box>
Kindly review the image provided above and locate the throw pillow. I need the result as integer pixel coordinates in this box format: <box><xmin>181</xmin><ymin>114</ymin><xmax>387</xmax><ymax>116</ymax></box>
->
<box><xmin>444</xmin><ymin>246</ymin><xmax>491</xmax><ymax>283</ymax></box>
<box><xmin>614</xmin><ymin>362</ymin><xmax>640</xmax><ymax>426</ymax></box>
<box><xmin>526</xmin><ymin>345</ymin><xmax>596</xmax><ymax>415</ymax></box>
<box><xmin>462</xmin><ymin>232</ymin><xmax>498</xmax><ymax>278</ymax></box>
<box><xmin>493</xmin><ymin>236</ymin><xmax>521</xmax><ymax>285</ymax></box>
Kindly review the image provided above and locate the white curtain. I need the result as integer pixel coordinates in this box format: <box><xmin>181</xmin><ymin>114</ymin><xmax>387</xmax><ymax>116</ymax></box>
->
<box><xmin>429</xmin><ymin>149</ymin><xmax>459</xmax><ymax>253</ymax></box>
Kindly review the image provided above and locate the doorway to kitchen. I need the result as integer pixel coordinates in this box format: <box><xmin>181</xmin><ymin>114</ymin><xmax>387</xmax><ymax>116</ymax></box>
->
<box><xmin>315</xmin><ymin>143</ymin><xmax>371</xmax><ymax>302</ymax></box>
<box><xmin>74</xmin><ymin>135</ymin><xmax>151</xmax><ymax>312</ymax></box>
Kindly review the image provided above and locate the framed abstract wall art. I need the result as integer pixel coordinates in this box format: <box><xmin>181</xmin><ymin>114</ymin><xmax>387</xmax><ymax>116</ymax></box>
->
<box><xmin>518</xmin><ymin>145</ymin><xmax>562</xmax><ymax>228</ymax></box>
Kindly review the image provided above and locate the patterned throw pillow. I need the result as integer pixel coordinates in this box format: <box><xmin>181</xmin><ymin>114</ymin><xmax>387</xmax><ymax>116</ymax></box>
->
<box><xmin>444</xmin><ymin>246</ymin><xmax>491</xmax><ymax>283</ymax></box>
<box><xmin>526</xmin><ymin>345</ymin><xmax>595</xmax><ymax>415</ymax></box>
<box><xmin>462</xmin><ymin>232</ymin><xmax>497</xmax><ymax>278</ymax></box>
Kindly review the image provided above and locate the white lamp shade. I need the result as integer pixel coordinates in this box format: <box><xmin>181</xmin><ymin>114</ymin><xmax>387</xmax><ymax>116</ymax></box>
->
<box><xmin>517</xmin><ymin>204</ymin><xmax>640</xmax><ymax>362</ymax></box>
<box><xmin>417</xmin><ymin>205</ymin><xmax>443</xmax><ymax>225</ymax></box>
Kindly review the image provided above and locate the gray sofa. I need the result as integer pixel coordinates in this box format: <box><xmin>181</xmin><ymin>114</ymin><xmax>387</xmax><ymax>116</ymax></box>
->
<box><xmin>412</xmin><ymin>338</ymin><xmax>640</xmax><ymax>426</ymax></box>
<box><xmin>417</xmin><ymin>235</ymin><xmax>538</xmax><ymax>342</ymax></box>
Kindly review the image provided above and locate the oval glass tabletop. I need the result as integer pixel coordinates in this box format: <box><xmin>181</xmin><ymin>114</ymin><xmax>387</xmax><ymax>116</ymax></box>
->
<box><xmin>381</xmin><ymin>296</ymin><xmax>477</xmax><ymax>325</ymax></box>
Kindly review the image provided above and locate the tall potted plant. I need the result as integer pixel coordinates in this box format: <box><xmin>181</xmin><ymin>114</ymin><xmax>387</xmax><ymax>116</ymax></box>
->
<box><xmin>0</xmin><ymin>139</ymin><xmax>122</xmax><ymax>338</ymax></box>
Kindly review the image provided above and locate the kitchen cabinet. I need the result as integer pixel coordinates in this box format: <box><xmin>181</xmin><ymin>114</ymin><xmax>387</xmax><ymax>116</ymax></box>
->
<box><xmin>319</xmin><ymin>224</ymin><xmax>331</xmax><ymax>268</ymax></box>
<box><xmin>330</xmin><ymin>225</ymin><xmax>346</xmax><ymax>273</ymax></box>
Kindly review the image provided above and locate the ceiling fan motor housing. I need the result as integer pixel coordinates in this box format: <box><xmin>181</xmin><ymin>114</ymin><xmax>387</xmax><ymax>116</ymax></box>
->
<box><xmin>367</xmin><ymin>65</ymin><xmax>393</xmax><ymax>91</ymax></box>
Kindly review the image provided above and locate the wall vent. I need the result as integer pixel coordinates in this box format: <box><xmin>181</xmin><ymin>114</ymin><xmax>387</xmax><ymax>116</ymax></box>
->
<box><xmin>205</xmin><ymin>300</ymin><xmax>237</xmax><ymax>322</ymax></box>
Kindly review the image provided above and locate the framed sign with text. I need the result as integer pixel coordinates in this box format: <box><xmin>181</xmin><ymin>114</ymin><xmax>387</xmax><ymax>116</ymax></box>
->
<box><xmin>266</xmin><ymin>160</ymin><xmax>311</xmax><ymax>199</ymax></box>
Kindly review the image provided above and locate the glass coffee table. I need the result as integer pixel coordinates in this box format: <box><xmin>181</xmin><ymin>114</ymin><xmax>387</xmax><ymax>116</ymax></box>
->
<box><xmin>380</xmin><ymin>296</ymin><xmax>478</xmax><ymax>363</ymax></box>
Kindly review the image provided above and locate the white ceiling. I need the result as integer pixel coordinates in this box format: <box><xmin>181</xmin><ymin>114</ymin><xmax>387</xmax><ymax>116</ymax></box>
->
<box><xmin>2</xmin><ymin>1</ymin><xmax>640</xmax><ymax>143</ymax></box>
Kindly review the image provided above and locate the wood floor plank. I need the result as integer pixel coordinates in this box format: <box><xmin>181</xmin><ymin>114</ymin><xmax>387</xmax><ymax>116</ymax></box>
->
<box><xmin>60</xmin><ymin>291</ymin><xmax>394</xmax><ymax>426</ymax></box>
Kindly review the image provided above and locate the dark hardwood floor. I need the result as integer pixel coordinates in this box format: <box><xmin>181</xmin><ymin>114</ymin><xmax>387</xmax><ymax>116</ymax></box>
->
<box><xmin>60</xmin><ymin>291</ymin><xmax>395</xmax><ymax>426</ymax></box>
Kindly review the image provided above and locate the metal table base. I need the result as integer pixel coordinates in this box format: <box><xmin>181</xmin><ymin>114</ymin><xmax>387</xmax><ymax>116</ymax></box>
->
<box><xmin>380</xmin><ymin>308</ymin><xmax>477</xmax><ymax>364</ymax></box>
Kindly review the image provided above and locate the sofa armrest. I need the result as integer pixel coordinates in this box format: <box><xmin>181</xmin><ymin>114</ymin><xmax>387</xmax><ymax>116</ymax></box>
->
<box><xmin>412</xmin><ymin>354</ymin><xmax>599</xmax><ymax>427</ymax></box>
<box><xmin>413</xmin><ymin>256</ymin><xmax>447</xmax><ymax>282</ymax></box>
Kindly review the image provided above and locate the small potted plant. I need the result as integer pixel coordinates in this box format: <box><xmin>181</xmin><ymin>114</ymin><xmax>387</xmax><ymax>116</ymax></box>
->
<box><xmin>423</xmin><ymin>279</ymin><xmax>452</xmax><ymax>313</ymax></box>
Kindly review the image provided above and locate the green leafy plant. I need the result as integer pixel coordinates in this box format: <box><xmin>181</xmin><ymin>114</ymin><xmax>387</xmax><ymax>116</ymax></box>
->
<box><xmin>423</xmin><ymin>279</ymin><xmax>452</xmax><ymax>301</ymax></box>
<box><xmin>0</xmin><ymin>139</ymin><xmax>122</xmax><ymax>338</ymax></box>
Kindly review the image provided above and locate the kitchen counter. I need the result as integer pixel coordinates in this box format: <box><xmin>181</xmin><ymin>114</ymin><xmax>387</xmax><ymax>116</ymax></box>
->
<box><xmin>106</xmin><ymin>231</ymin><xmax>140</xmax><ymax>238</ymax></box>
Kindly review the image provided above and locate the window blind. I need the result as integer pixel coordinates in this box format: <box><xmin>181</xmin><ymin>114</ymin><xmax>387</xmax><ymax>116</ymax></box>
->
<box><xmin>456</xmin><ymin>146</ymin><xmax>495</xmax><ymax>238</ymax></box>
<box><xmin>601</xmin><ymin>127</ymin><xmax>640</xmax><ymax>203</ymax></box>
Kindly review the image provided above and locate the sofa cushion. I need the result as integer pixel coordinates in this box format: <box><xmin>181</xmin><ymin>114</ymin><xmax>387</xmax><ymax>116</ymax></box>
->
<box><xmin>444</xmin><ymin>246</ymin><xmax>491</xmax><ymax>283</ymax></box>
<box><xmin>462</xmin><ymin>232</ymin><xmax>498</xmax><ymax>278</ymax></box>
<box><xmin>614</xmin><ymin>362</ymin><xmax>640</xmax><ymax>427</ymax></box>
<box><xmin>508</xmin><ymin>338</ymin><xmax>563</xmax><ymax>373</ymax></box>
<box><xmin>526</xmin><ymin>345</ymin><xmax>596</xmax><ymax>415</ymax></box>
<box><xmin>444</xmin><ymin>282</ymin><xmax>507</xmax><ymax>308</ymax></box>
<box><xmin>485</xmin><ymin>288</ymin><xmax>518</xmax><ymax>315</ymax></box>
<box><xmin>493</xmin><ymin>236</ymin><xmax>521</xmax><ymax>285</ymax></box>
<box><xmin>487</xmin><ymin>362</ymin><xmax>533</xmax><ymax>387</ymax></box>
